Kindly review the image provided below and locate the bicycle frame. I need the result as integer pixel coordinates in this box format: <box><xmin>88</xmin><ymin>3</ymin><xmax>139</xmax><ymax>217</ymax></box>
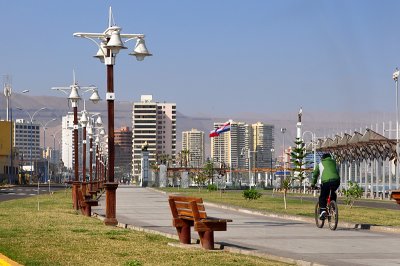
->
<box><xmin>327</xmin><ymin>188</ymin><xmax>332</xmax><ymax>205</ymax></box>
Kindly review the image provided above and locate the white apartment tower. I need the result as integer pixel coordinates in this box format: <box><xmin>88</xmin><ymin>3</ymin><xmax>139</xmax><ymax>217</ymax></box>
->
<box><xmin>211</xmin><ymin>121</ymin><xmax>249</xmax><ymax>169</ymax></box>
<box><xmin>14</xmin><ymin>119</ymin><xmax>41</xmax><ymax>166</ymax></box>
<box><xmin>61</xmin><ymin>113</ymin><xmax>83</xmax><ymax>170</ymax></box>
<box><xmin>182</xmin><ymin>129</ymin><xmax>205</xmax><ymax>167</ymax></box>
<box><xmin>132</xmin><ymin>95</ymin><xmax>176</xmax><ymax>179</ymax></box>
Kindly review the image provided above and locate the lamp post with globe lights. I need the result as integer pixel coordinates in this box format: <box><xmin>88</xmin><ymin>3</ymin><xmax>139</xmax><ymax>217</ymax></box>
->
<box><xmin>87</xmin><ymin>114</ymin><xmax>103</xmax><ymax>196</ymax></box>
<box><xmin>17</xmin><ymin>106</ymin><xmax>47</xmax><ymax>210</ymax></box>
<box><xmin>73</xmin><ymin>7</ymin><xmax>152</xmax><ymax>225</ymax></box>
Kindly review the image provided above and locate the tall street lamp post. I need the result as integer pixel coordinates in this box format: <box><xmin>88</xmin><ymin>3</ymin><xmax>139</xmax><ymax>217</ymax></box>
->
<box><xmin>50</xmin><ymin>129</ymin><xmax>62</xmax><ymax>183</ymax></box>
<box><xmin>281</xmin><ymin>128</ymin><xmax>287</xmax><ymax>182</ymax></box>
<box><xmin>270</xmin><ymin>148</ymin><xmax>274</xmax><ymax>186</ymax></box>
<box><xmin>17</xmin><ymin>107</ymin><xmax>47</xmax><ymax>210</ymax></box>
<box><xmin>302</xmin><ymin>131</ymin><xmax>316</xmax><ymax>171</ymax></box>
<box><xmin>4</xmin><ymin>85</ymin><xmax>29</xmax><ymax>184</ymax></box>
<box><xmin>394</xmin><ymin>68</ymin><xmax>400</xmax><ymax>189</ymax></box>
<box><xmin>52</xmin><ymin>80</ymin><xmax>100</xmax><ymax>210</ymax></box>
<box><xmin>80</xmin><ymin>111</ymin><xmax>89</xmax><ymax>197</ymax></box>
<box><xmin>73</xmin><ymin>7</ymin><xmax>152</xmax><ymax>225</ymax></box>
<box><xmin>241</xmin><ymin>148</ymin><xmax>257</xmax><ymax>188</ymax></box>
<box><xmin>40</xmin><ymin>118</ymin><xmax>57</xmax><ymax>183</ymax></box>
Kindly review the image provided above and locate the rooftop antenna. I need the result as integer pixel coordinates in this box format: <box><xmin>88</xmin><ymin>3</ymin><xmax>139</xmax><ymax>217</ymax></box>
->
<box><xmin>3</xmin><ymin>74</ymin><xmax>12</xmax><ymax>121</ymax></box>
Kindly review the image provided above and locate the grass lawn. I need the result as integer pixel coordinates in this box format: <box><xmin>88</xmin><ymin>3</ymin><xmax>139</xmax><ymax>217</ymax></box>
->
<box><xmin>160</xmin><ymin>188</ymin><xmax>400</xmax><ymax>227</ymax></box>
<box><xmin>0</xmin><ymin>190</ymin><xmax>290</xmax><ymax>266</ymax></box>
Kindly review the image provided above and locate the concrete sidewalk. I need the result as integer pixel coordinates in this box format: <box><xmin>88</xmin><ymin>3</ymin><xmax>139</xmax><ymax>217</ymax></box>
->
<box><xmin>93</xmin><ymin>185</ymin><xmax>400</xmax><ymax>266</ymax></box>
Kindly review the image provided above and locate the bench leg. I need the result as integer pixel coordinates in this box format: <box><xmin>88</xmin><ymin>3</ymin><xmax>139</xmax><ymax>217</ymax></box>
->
<box><xmin>177</xmin><ymin>225</ymin><xmax>191</xmax><ymax>244</ymax></box>
<box><xmin>198</xmin><ymin>231</ymin><xmax>214</xmax><ymax>250</ymax></box>
<box><xmin>84</xmin><ymin>205</ymin><xmax>92</xmax><ymax>217</ymax></box>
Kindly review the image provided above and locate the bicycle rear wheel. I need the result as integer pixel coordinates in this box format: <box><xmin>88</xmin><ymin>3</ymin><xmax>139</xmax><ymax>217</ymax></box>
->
<box><xmin>327</xmin><ymin>200</ymin><xmax>338</xmax><ymax>230</ymax></box>
<box><xmin>315</xmin><ymin>202</ymin><xmax>324</xmax><ymax>228</ymax></box>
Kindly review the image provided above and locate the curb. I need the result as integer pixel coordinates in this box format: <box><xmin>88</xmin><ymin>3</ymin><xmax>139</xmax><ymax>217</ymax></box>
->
<box><xmin>0</xmin><ymin>254</ymin><xmax>22</xmax><ymax>266</ymax></box>
<box><xmin>203</xmin><ymin>201</ymin><xmax>400</xmax><ymax>234</ymax></box>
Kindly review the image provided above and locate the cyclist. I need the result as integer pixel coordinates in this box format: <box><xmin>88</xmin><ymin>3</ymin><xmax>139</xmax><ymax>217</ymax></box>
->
<box><xmin>311</xmin><ymin>153</ymin><xmax>341</xmax><ymax>220</ymax></box>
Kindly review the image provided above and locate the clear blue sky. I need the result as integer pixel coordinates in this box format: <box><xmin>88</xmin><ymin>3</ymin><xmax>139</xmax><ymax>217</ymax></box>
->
<box><xmin>0</xmin><ymin>0</ymin><xmax>399</xmax><ymax>117</ymax></box>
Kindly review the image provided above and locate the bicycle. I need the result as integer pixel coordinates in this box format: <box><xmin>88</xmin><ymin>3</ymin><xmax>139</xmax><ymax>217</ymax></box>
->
<box><xmin>314</xmin><ymin>187</ymin><xmax>339</xmax><ymax>230</ymax></box>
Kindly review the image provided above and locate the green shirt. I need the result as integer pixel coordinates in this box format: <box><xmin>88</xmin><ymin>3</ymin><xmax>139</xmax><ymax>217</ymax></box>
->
<box><xmin>312</xmin><ymin>157</ymin><xmax>340</xmax><ymax>185</ymax></box>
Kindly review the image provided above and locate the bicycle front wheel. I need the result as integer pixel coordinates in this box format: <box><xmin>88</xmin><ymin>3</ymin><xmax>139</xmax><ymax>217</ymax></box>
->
<box><xmin>315</xmin><ymin>202</ymin><xmax>324</xmax><ymax>228</ymax></box>
<box><xmin>328</xmin><ymin>200</ymin><xmax>338</xmax><ymax>230</ymax></box>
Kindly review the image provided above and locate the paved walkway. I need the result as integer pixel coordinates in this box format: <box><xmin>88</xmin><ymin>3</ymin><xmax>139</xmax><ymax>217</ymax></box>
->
<box><xmin>93</xmin><ymin>185</ymin><xmax>400</xmax><ymax>266</ymax></box>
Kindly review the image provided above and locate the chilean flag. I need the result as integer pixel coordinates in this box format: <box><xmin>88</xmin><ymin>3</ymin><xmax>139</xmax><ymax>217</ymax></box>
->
<box><xmin>209</xmin><ymin>121</ymin><xmax>231</xmax><ymax>137</ymax></box>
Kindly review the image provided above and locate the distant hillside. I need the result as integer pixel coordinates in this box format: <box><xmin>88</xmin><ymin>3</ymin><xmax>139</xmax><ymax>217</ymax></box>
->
<box><xmin>0</xmin><ymin>93</ymin><xmax>394</xmax><ymax>157</ymax></box>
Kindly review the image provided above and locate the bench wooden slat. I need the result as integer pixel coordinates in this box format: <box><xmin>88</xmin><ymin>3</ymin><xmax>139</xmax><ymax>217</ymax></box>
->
<box><xmin>391</xmin><ymin>191</ymin><xmax>400</xmax><ymax>199</ymax></box>
<box><xmin>203</xmin><ymin>218</ymin><xmax>233</xmax><ymax>223</ymax></box>
<box><xmin>175</xmin><ymin>202</ymin><xmax>206</xmax><ymax>211</ymax></box>
<box><xmin>169</xmin><ymin>195</ymin><xmax>203</xmax><ymax>203</ymax></box>
<box><xmin>178</xmin><ymin>210</ymin><xmax>207</xmax><ymax>219</ymax></box>
<box><xmin>195</xmin><ymin>221</ymin><xmax>227</xmax><ymax>232</ymax></box>
<box><xmin>168</xmin><ymin>198</ymin><xmax>179</xmax><ymax>218</ymax></box>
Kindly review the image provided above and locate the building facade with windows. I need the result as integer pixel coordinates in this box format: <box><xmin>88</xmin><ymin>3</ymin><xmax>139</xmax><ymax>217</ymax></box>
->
<box><xmin>211</xmin><ymin>121</ymin><xmax>249</xmax><ymax>169</ymax></box>
<box><xmin>14</xmin><ymin>119</ymin><xmax>41</xmax><ymax>168</ymax></box>
<box><xmin>182</xmin><ymin>129</ymin><xmax>205</xmax><ymax>167</ymax></box>
<box><xmin>211</xmin><ymin>121</ymin><xmax>275</xmax><ymax>170</ymax></box>
<box><xmin>251</xmin><ymin>122</ymin><xmax>275</xmax><ymax>169</ymax></box>
<box><xmin>115</xmin><ymin>126</ymin><xmax>132</xmax><ymax>180</ymax></box>
<box><xmin>61</xmin><ymin>113</ymin><xmax>83</xmax><ymax>170</ymax></box>
<box><xmin>132</xmin><ymin>95</ymin><xmax>176</xmax><ymax>180</ymax></box>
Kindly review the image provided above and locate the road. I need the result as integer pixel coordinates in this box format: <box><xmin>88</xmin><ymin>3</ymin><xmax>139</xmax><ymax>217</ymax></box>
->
<box><xmin>0</xmin><ymin>185</ymin><xmax>66</xmax><ymax>201</ymax></box>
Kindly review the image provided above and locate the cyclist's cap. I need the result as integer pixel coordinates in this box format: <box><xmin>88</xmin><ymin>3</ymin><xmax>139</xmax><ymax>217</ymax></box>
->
<box><xmin>321</xmin><ymin>153</ymin><xmax>331</xmax><ymax>159</ymax></box>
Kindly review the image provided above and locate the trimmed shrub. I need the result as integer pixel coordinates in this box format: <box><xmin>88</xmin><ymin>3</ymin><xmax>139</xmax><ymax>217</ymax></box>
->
<box><xmin>207</xmin><ymin>184</ymin><xmax>218</xmax><ymax>191</ymax></box>
<box><xmin>242</xmin><ymin>188</ymin><xmax>262</xmax><ymax>200</ymax></box>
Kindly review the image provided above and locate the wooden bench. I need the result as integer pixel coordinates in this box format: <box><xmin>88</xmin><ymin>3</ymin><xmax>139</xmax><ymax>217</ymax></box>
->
<box><xmin>168</xmin><ymin>195</ymin><xmax>232</xmax><ymax>250</ymax></box>
<box><xmin>77</xmin><ymin>189</ymin><xmax>98</xmax><ymax>217</ymax></box>
<box><xmin>391</xmin><ymin>190</ymin><xmax>400</xmax><ymax>204</ymax></box>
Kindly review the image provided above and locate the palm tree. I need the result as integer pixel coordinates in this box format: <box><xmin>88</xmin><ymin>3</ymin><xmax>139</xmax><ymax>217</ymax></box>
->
<box><xmin>181</xmin><ymin>149</ymin><xmax>190</xmax><ymax>168</ymax></box>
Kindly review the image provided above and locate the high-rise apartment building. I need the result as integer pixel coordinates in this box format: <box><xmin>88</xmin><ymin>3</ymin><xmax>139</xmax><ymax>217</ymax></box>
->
<box><xmin>211</xmin><ymin>121</ymin><xmax>274</xmax><ymax>170</ymax></box>
<box><xmin>61</xmin><ymin>113</ymin><xmax>83</xmax><ymax>170</ymax></box>
<box><xmin>211</xmin><ymin>121</ymin><xmax>249</xmax><ymax>169</ymax></box>
<box><xmin>115</xmin><ymin>126</ymin><xmax>132</xmax><ymax>178</ymax></box>
<box><xmin>252</xmin><ymin>122</ymin><xmax>275</xmax><ymax>168</ymax></box>
<box><xmin>132</xmin><ymin>95</ymin><xmax>176</xmax><ymax>180</ymax></box>
<box><xmin>182</xmin><ymin>129</ymin><xmax>205</xmax><ymax>167</ymax></box>
<box><xmin>14</xmin><ymin>119</ymin><xmax>41</xmax><ymax>167</ymax></box>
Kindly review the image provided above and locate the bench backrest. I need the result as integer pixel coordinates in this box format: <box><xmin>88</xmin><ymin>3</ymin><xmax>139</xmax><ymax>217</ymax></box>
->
<box><xmin>169</xmin><ymin>195</ymin><xmax>207</xmax><ymax>221</ymax></box>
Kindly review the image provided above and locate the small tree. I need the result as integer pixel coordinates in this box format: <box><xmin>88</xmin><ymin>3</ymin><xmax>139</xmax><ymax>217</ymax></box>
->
<box><xmin>290</xmin><ymin>137</ymin><xmax>311</xmax><ymax>196</ymax></box>
<box><xmin>282</xmin><ymin>176</ymin><xmax>292</xmax><ymax>210</ymax></box>
<box><xmin>343</xmin><ymin>181</ymin><xmax>363</xmax><ymax>208</ymax></box>
<box><xmin>203</xmin><ymin>159</ymin><xmax>215</xmax><ymax>184</ymax></box>
<box><xmin>191</xmin><ymin>172</ymin><xmax>209</xmax><ymax>191</ymax></box>
<box><xmin>190</xmin><ymin>161</ymin><xmax>213</xmax><ymax>191</ymax></box>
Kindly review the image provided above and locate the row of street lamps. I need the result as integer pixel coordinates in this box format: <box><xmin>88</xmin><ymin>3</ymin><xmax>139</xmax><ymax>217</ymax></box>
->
<box><xmin>51</xmin><ymin>7</ymin><xmax>152</xmax><ymax>225</ymax></box>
